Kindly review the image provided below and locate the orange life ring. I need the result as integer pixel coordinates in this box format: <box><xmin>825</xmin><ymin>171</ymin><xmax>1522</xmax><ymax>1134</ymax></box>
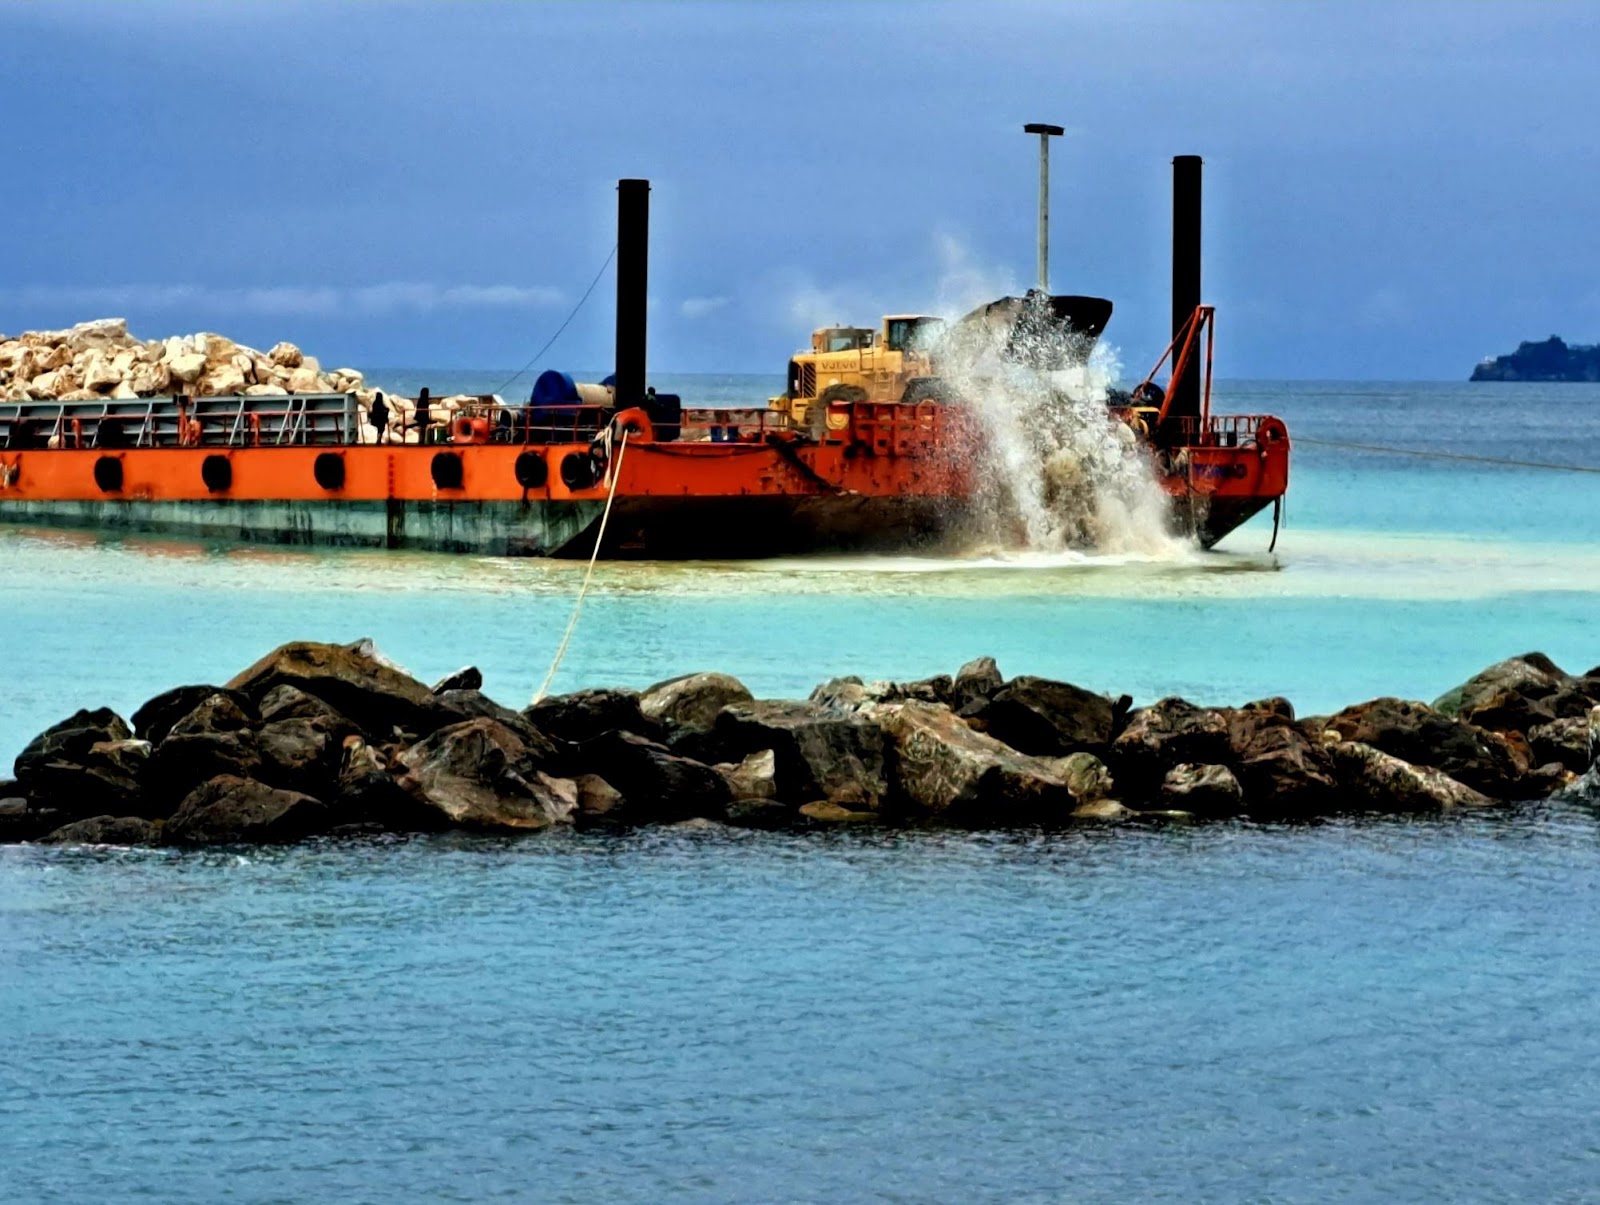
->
<box><xmin>452</xmin><ymin>415</ymin><xmax>491</xmax><ymax>444</ymax></box>
<box><xmin>1255</xmin><ymin>416</ymin><xmax>1287</xmax><ymax>448</ymax></box>
<box><xmin>611</xmin><ymin>407</ymin><xmax>654</xmax><ymax>442</ymax></box>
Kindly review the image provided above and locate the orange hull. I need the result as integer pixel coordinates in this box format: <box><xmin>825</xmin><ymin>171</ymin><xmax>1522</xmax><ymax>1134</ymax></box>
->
<box><xmin>0</xmin><ymin>400</ymin><xmax>1287</xmax><ymax>555</ymax></box>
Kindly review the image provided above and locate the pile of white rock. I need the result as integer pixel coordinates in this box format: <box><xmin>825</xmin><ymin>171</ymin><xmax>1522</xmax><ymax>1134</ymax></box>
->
<box><xmin>0</xmin><ymin>318</ymin><xmax>496</xmax><ymax>445</ymax></box>
<box><xmin>0</xmin><ymin>317</ymin><xmax>371</xmax><ymax>404</ymax></box>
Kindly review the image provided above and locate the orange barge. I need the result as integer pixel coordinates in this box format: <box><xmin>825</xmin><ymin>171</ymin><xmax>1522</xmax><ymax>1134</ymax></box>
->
<box><xmin>0</xmin><ymin>163</ymin><xmax>1289</xmax><ymax>558</ymax></box>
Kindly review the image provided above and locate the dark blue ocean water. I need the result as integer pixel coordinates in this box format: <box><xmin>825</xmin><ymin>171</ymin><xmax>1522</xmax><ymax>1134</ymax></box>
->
<box><xmin>3</xmin><ymin>377</ymin><xmax>1599</xmax><ymax>1200</ymax></box>
<box><xmin>6</xmin><ymin>815</ymin><xmax>1600</xmax><ymax>1202</ymax></box>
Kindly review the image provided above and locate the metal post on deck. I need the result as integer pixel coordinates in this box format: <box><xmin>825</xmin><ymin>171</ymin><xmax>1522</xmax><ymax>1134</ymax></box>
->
<box><xmin>1171</xmin><ymin>154</ymin><xmax>1203</xmax><ymax>420</ymax></box>
<box><xmin>615</xmin><ymin>179</ymin><xmax>650</xmax><ymax>410</ymax></box>
<box><xmin>1023</xmin><ymin>123</ymin><xmax>1064</xmax><ymax>292</ymax></box>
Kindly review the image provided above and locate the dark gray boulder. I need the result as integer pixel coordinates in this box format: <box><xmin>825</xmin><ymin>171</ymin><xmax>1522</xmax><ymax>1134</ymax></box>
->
<box><xmin>1460</xmin><ymin>688</ymin><xmax>1557</xmax><ymax>736</ymax></box>
<box><xmin>714</xmin><ymin>749</ymin><xmax>778</xmax><ymax>802</ymax></box>
<box><xmin>226</xmin><ymin>639</ymin><xmax>435</xmax><ymax>738</ymax></box>
<box><xmin>868</xmin><ymin>700</ymin><xmax>1076</xmax><ymax>825</ymax></box>
<box><xmin>396</xmin><ymin>717</ymin><xmax>576</xmax><ymax>832</ymax></box>
<box><xmin>14</xmin><ymin>707</ymin><xmax>132</xmax><ymax>784</ymax></box>
<box><xmin>1110</xmin><ymin>698</ymin><xmax>1232</xmax><ymax>800</ymax></box>
<box><xmin>19</xmin><ymin>737</ymin><xmax>151</xmax><ymax>819</ymax></box>
<box><xmin>168</xmin><ymin>692</ymin><xmax>255</xmax><ymax>738</ymax></box>
<box><xmin>1227</xmin><ymin>710</ymin><xmax>1338</xmax><ymax>817</ymax></box>
<box><xmin>327</xmin><ymin>736</ymin><xmax>441</xmax><ymax>831</ymax></box>
<box><xmin>1327</xmin><ymin>741</ymin><xmax>1492</xmax><ymax>812</ymax></box>
<box><xmin>1529</xmin><ymin>716</ymin><xmax>1594</xmax><ymax>774</ymax></box>
<box><xmin>0</xmin><ymin>798</ymin><xmax>66</xmax><ymax>843</ymax></box>
<box><xmin>577</xmin><ymin>731</ymin><xmax>731</xmax><ymax>824</ymax></box>
<box><xmin>715</xmin><ymin>699</ymin><xmax>890</xmax><ymax>809</ymax></box>
<box><xmin>256</xmin><ymin>716</ymin><xmax>341</xmax><ymax>796</ymax></box>
<box><xmin>895</xmin><ymin>674</ymin><xmax>954</xmax><ymax>706</ymax></box>
<box><xmin>145</xmin><ymin>692</ymin><xmax>265</xmax><ymax>812</ymax></box>
<box><xmin>1047</xmin><ymin>751</ymin><xmax>1115</xmax><ymax>804</ymax></box>
<box><xmin>1554</xmin><ymin>707</ymin><xmax>1599</xmax><ymax>801</ymax></box>
<box><xmin>1433</xmin><ymin>653</ymin><xmax>1569</xmax><ymax>718</ymax></box>
<box><xmin>430</xmin><ymin>665</ymin><xmax>483</xmax><ymax>694</ymax></box>
<box><xmin>949</xmin><ymin>656</ymin><xmax>1005</xmax><ymax>712</ymax></box>
<box><xmin>40</xmin><ymin>815</ymin><xmax>161</xmax><ymax>845</ymax></box>
<box><xmin>570</xmin><ymin>773</ymin><xmax>624</xmax><ymax>824</ymax></box>
<box><xmin>1524</xmin><ymin>761</ymin><xmax>1576</xmax><ymax>798</ymax></box>
<box><xmin>146</xmin><ymin>730</ymin><xmax>263</xmax><ymax>813</ymax></box>
<box><xmin>640</xmin><ymin>672</ymin><xmax>753</xmax><ymax>733</ymax></box>
<box><xmin>964</xmin><ymin>675</ymin><xmax>1117</xmax><ymax>757</ymax></box>
<box><xmin>523</xmin><ymin>688</ymin><xmax>661</xmax><ymax>746</ymax></box>
<box><xmin>429</xmin><ymin>690</ymin><xmax>555</xmax><ymax>753</ymax></box>
<box><xmin>258</xmin><ymin>684</ymin><xmax>360</xmax><ymax>736</ymax></box>
<box><xmin>1543</xmin><ymin>681</ymin><xmax>1600</xmax><ymax>720</ymax></box>
<box><xmin>1160</xmin><ymin>763</ymin><xmax>1245</xmax><ymax>816</ymax></box>
<box><xmin>1242</xmin><ymin>696</ymin><xmax>1296</xmax><ymax>722</ymax></box>
<box><xmin>165</xmin><ymin>775</ymin><xmax>329</xmax><ymax>846</ymax></box>
<box><xmin>1324</xmin><ymin>697</ymin><xmax>1527</xmax><ymax>799</ymax></box>
<box><xmin>132</xmin><ymin>685</ymin><xmax>252</xmax><ymax>744</ymax></box>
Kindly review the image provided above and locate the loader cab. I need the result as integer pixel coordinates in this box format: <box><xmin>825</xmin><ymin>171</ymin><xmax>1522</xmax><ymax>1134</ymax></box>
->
<box><xmin>882</xmin><ymin>315</ymin><xmax>946</xmax><ymax>355</ymax></box>
<box><xmin>812</xmin><ymin>327</ymin><xmax>874</xmax><ymax>354</ymax></box>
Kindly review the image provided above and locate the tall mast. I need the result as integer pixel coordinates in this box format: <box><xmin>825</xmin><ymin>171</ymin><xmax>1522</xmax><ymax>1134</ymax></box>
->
<box><xmin>1023</xmin><ymin>123</ymin><xmax>1064</xmax><ymax>291</ymax></box>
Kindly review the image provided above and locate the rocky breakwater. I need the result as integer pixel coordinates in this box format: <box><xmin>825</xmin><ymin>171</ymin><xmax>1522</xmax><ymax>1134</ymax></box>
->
<box><xmin>2</xmin><ymin>644</ymin><xmax>1598</xmax><ymax>847</ymax></box>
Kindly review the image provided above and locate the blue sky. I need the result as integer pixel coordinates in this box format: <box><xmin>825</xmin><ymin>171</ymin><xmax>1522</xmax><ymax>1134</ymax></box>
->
<box><xmin>1</xmin><ymin>0</ymin><xmax>1594</xmax><ymax>379</ymax></box>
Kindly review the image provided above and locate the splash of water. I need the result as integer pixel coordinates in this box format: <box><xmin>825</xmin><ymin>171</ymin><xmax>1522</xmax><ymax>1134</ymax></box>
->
<box><xmin>936</xmin><ymin>291</ymin><xmax>1194</xmax><ymax>558</ymax></box>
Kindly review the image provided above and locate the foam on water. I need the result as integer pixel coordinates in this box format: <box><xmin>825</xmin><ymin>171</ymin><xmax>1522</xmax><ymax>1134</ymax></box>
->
<box><xmin>8</xmin><ymin>522</ymin><xmax>1600</xmax><ymax>604</ymax></box>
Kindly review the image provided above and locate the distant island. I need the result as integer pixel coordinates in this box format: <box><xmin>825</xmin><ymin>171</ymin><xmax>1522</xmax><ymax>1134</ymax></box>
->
<box><xmin>1472</xmin><ymin>336</ymin><xmax>1600</xmax><ymax>382</ymax></box>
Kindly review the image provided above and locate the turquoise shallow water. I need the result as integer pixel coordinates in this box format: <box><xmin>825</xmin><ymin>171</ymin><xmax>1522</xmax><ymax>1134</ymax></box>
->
<box><xmin>2</xmin><ymin>378</ymin><xmax>1599</xmax><ymax>1200</ymax></box>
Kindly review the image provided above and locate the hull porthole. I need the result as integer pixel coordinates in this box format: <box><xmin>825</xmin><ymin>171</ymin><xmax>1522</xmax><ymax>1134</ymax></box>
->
<box><xmin>560</xmin><ymin>451</ymin><xmax>596</xmax><ymax>490</ymax></box>
<box><xmin>514</xmin><ymin>451</ymin><xmax>548</xmax><ymax>490</ymax></box>
<box><xmin>201</xmin><ymin>455</ymin><xmax>232</xmax><ymax>493</ymax></box>
<box><xmin>93</xmin><ymin>456</ymin><xmax>123</xmax><ymax>493</ymax></box>
<box><xmin>431</xmin><ymin>451</ymin><xmax>464</xmax><ymax>490</ymax></box>
<box><xmin>313</xmin><ymin>453</ymin><xmax>346</xmax><ymax>491</ymax></box>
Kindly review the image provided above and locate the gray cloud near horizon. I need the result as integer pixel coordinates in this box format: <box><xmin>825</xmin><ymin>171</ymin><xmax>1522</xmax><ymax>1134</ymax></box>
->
<box><xmin>0</xmin><ymin>282</ymin><xmax>569</xmax><ymax>319</ymax></box>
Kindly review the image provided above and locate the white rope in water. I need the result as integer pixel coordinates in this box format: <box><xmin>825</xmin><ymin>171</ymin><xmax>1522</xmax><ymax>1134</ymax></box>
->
<box><xmin>531</xmin><ymin>428</ymin><xmax>630</xmax><ymax>706</ymax></box>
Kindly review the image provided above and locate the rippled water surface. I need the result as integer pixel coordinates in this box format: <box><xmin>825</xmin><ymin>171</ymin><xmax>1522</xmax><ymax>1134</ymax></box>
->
<box><xmin>2</xmin><ymin>378</ymin><xmax>1599</xmax><ymax>1200</ymax></box>
<box><xmin>6</xmin><ymin>815</ymin><xmax>1600</xmax><ymax>1201</ymax></box>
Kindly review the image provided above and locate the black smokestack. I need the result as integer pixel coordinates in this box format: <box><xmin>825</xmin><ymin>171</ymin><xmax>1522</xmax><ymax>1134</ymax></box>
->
<box><xmin>1171</xmin><ymin>154</ymin><xmax>1202</xmax><ymax>419</ymax></box>
<box><xmin>615</xmin><ymin>178</ymin><xmax>650</xmax><ymax>408</ymax></box>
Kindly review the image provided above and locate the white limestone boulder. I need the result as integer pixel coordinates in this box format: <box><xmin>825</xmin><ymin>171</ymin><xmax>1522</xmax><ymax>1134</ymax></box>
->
<box><xmin>268</xmin><ymin>341</ymin><xmax>303</xmax><ymax>368</ymax></box>
<box><xmin>168</xmin><ymin>352</ymin><xmax>205</xmax><ymax>384</ymax></box>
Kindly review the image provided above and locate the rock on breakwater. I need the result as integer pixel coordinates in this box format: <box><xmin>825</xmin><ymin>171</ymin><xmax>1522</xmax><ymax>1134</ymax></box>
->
<box><xmin>3</xmin><ymin>644</ymin><xmax>1598</xmax><ymax>847</ymax></box>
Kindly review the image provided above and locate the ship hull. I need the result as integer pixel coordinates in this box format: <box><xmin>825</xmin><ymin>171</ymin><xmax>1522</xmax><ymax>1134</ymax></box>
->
<box><xmin>0</xmin><ymin>402</ymin><xmax>1288</xmax><ymax>556</ymax></box>
<box><xmin>0</xmin><ymin>493</ymin><xmax>963</xmax><ymax>558</ymax></box>
<box><xmin>0</xmin><ymin>489</ymin><xmax>1268</xmax><ymax>556</ymax></box>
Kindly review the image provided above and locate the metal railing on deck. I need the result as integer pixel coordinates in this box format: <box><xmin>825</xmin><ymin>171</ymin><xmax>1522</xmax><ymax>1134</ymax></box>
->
<box><xmin>0</xmin><ymin>394</ymin><xmax>359</xmax><ymax>450</ymax></box>
<box><xmin>1172</xmin><ymin>413</ymin><xmax>1267</xmax><ymax>448</ymax></box>
<box><xmin>2</xmin><ymin>393</ymin><xmax>968</xmax><ymax>455</ymax></box>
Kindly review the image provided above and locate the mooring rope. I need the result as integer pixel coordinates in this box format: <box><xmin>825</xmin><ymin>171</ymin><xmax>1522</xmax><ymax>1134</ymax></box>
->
<box><xmin>1294</xmin><ymin>435</ymin><xmax>1600</xmax><ymax>476</ymax></box>
<box><xmin>491</xmin><ymin>244</ymin><xmax>618</xmax><ymax>399</ymax></box>
<box><xmin>530</xmin><ymin>428</ymin><xmax>630</xmax><ymax>706</ymax></box>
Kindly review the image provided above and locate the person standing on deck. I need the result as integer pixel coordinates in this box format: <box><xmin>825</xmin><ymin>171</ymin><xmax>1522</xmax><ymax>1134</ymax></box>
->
<box><xmin>369</xmin><ymin>391</ymin><xmax>389</xmax><ymax>444</ymax></box>
<box><xmin>415</xmin><ymin>388</ymin><xmax>431</xmax><ymax>445</ymax></box>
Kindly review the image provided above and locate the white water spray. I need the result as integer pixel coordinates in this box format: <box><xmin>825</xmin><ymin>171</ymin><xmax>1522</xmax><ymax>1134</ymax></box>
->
<box><xmin>934</xmin><ymin>289</ymin><xmax>1195</xmax><ymax>558</ymax></box>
